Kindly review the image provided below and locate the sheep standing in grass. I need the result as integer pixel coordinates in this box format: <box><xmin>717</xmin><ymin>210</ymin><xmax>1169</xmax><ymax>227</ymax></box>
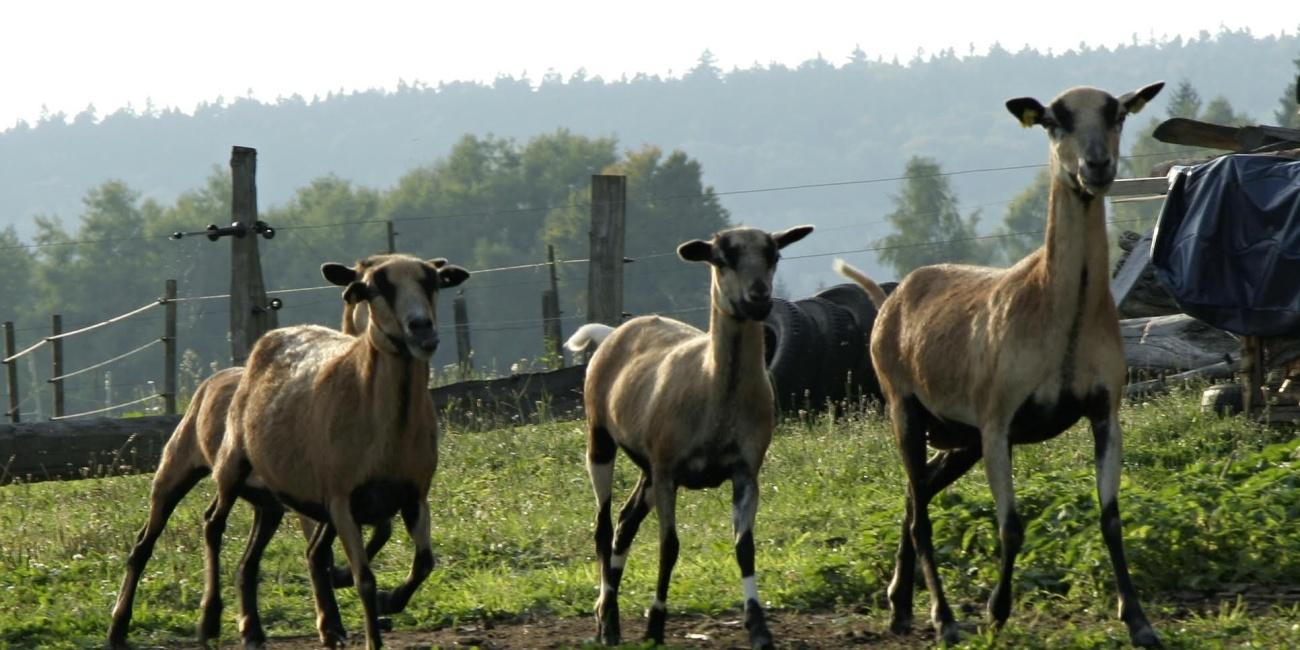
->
<box><xmin>107</xmin><ymin>289</ymin><xmax>401</xmax><ymax>648</ymax></box>
<box><xmin>834</xmin><ymin>83</ymin><xmax>1164</xmax><ymax>646</ymax></box>
<box><xmin>202</xmin><ymin>254</ymin><xmax>467</xmax><ymax>649</ymax></box>
<box><xmin>567</xmin><ymin>225</ymin><xmax>813</xmax><ymax>650</ymax></box>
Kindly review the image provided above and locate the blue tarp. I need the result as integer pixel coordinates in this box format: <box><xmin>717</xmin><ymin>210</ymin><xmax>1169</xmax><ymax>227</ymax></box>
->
<box><xmin>1152</xmin><ymin>154</ymin><xmax>1300</xmax><ymax>337</ymax></box>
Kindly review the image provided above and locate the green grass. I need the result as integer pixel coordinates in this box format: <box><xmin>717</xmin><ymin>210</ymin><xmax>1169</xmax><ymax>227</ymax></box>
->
<box><xmin>1</xmin><ymin>387</ymin><xmax>1299</xmax><ymax>648</ymax></box>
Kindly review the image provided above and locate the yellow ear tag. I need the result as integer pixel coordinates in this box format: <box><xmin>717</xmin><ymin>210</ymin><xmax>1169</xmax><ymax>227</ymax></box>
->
<box><xmin>1129</xmin><ymin>98</ymin><xmax>1147</xmax><ymax>115</ymax></box>
<box><xmin>1020</xmin><ymin>109</ymin><xmax>1038</xmax><ymax>128</ymax></box>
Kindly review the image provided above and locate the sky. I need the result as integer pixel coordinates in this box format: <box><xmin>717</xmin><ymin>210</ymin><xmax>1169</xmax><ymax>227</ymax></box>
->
<box><xmin>2</xmin><ymin>0</ymin><xmax>1298</xmax><ymax>129</ymax></box>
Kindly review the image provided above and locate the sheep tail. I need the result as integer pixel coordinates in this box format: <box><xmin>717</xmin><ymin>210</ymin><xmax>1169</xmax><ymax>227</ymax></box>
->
<box><xmin>833</xmin><ymin>259</ymin><xmax>887</xmax><ymax>309</ymax></box>
<box><xmin>564</xmin><ymin>323</ymin><xmax>616</xmax><ymax>352</ymax></box>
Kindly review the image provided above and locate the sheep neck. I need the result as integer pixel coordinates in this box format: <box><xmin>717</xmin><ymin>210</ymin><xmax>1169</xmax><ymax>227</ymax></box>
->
<box><xmin>1040</xmin><ymin>171</ymin><xmax>1111</xmax><ymax>315</ymax></box>
<box><xmin>706</xmin><ymin>302</ymin><xmax>766</xmax><ymax>402</ymax></box>
<box><xmin>359</xmin><ymin>327</ymin><xmax>431</xmax><ymax>434</ymax></box>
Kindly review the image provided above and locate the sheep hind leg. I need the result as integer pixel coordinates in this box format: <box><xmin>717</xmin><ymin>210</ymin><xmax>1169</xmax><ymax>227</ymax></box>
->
<box><xmin>375</xmin><ymin>500</ymin><xmax>435</xmax><ymax>616</ymax></box>
<box><xmin>306</xmin><ymin>521</ymin><xmax>347</xmax><ymax>647</ymax></box>
<box><xmin>236</xmin><ymin>503</ymin><xmax>285</xmax><ymax>650</ymax></box>
<box><xmin>731</xmin><ymin>471</ymin><xmax>773</xmax><ymax>650</ymax></box>
<box><xmin>887</xmin><ymin>446</ymin><xmax>981</xmax><ymax>634</ymax></box>
<box><xmin>587</xmin><ymin>425</ymin><xmax>621</xmax><ymax>645</ymax></box>
<box><xmin>895</xmin><ymin>397</ymin><xmax>960</xmax><ymax>645</ymax></box>
<box><xmin>327</xmin><ymin>519</ymin><xmax>394</xmax><ymax>589</ymax></box>
<box><xmin>645</xmin><ymin>473</ymin><xmax>679</xmax><ymax>646</ymax></box>
<box><xmin>107</xmin><ymin>465</ymin><xmax>206</xmax><ymax>649</ymax></box>
<box><xmin>329</xmin><ymin>499</ymin><xmax>384</xmax><ymax>650</ymax></box>
<box><xmin>1090</xmin><ymin>409</ymin><xmax>1159</xmax><ymax>647</ymax></box>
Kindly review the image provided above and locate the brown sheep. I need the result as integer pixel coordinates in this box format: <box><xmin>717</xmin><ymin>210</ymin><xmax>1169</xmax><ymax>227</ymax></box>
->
<box><xmin>568</xmin><ymin>225</ymin><xmax>813</xmax><ymax>650</ymax></box>
<box><xmin>834</xmin><ymin>82</ymin><xmax>1164</xmax><ymax>646</ymax></box>
<box><xmin>202</xmin><ymin>254</ymin><xmax>467</xmax><ymax>649</ymax></box>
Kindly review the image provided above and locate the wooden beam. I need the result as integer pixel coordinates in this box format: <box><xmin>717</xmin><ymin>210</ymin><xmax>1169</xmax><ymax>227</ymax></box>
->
<box><xmin>163</xmin><ymin>280</ymin><xmax>177</xmax><ymax>415</ymax></box>
<box><xmin>3</xmin><ymin>322</ymin><xmax>18</xmax><ymax>423</ymax></box>
<box><xmin>51</xmin><ymin>315</ymin><xmax>63</xmax><ymax>419</ymax></box>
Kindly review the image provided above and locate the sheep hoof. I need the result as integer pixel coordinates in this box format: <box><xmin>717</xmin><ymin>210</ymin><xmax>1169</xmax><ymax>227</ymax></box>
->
<box><xmin>319</xmin><ymin>625</ymin><xmax>348</xmax><ymax>648</ymax></box>
<box><xmin>888</xmin><ymin>615</ymin><xmax>912</xmax><ymax>635</ymax></box>
<box><xmin>1129</xmin><ymin>623</ymin><xmax>1161</xmax><ymax>647</ymax></box>
<box><xmin>378</xmin><ymin>617</ymin><xmax>393</xmax><ymax>632</ymax></box>
<box><xmin>935</xmin><ymin>621</ymin><xmax>961</xmax><ymax>646</ymax></box>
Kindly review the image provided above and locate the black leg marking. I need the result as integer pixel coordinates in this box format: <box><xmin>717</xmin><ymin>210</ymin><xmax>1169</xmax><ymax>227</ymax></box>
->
<box><xmin>307</xmin><ymin>523</ymin><xmax>347</xmax><ymax>646</ymax></box>
<box><xmin>108</xmin><ymin>467</ymin><xmax>206</xmax><ymax>648</ymax></box>
<box><xmin>988</xmin><ymin>510</ymin><xmax>1024</xmax><ymax>626</ymax></box>
<box><xmin>331</xmin><ymin>519</ymin><xmax>394</xmax><ymax>588</ymax></box>
<box><xmin>647</xmin><ymin>529</ymin><xmax>679</xmax><ymax>644</ymax></box>
<box><xmin>590</xmin><ymin>426</ymin><xmax>617</xmax><ymax>464</ymax></box>
<box><xmin>1091</xmin><ymin>413</ymin><xmax>1159</xmax><ymax>647</ymax></box>
<box><xmin>236</xmin><ymin>504</ymin><xmax>285</xmax><ymax>647</ymax></box>
<box><xmin>376</xmin><ymin>503</ymin><xmax>435</xmax><ymax>616</ymax></box>
<box><xmin>895</xmin><ymin>397</ymin><xmax>960</xmax><ymax>645</ymax></box>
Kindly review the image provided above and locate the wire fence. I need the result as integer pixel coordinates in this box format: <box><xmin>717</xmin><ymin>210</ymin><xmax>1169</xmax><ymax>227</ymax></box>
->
<box><xmin>1</xmin><ymin>152</ymin><xmax>1183</xmax><ymax>422</ymax></box>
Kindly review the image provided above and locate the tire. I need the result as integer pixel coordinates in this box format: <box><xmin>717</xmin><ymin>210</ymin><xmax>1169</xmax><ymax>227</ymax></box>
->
<box><xmin>763</xmin><ymin>298</ymin><xmax>815</xmax><ymax>411</ymax></box>
<box><xmin>1201</xmin><ymin>383</ymin><xmax>1244</xmax><ymax>416</ymax></box>
<box><xmin>795</xmin><ymin>297</ymin><xmax>861</xmax><ymax>409</ymax></box>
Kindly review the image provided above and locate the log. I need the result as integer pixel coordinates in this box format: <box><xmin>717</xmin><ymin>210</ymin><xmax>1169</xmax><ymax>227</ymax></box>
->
<box><xmin>1125</xmin><ymin>359</ymin><xmax>1239</xmax><ymax>399</ymax></box>
<box><xmin>1121</xmin><ymin>314</ymin><xmax>1238</xmax><ymax>373</ymax></box>
<box><xmin>0</xmin><ymin>365</ymin><xmax>589</xmax><ymax>484</ymax></box>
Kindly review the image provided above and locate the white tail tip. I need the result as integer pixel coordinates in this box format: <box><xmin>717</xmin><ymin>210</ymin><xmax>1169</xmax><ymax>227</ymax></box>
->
<box><xmin>564</xmin><ymin>323</ymin><xmax>616</xmax><ymax>352</ymax></box>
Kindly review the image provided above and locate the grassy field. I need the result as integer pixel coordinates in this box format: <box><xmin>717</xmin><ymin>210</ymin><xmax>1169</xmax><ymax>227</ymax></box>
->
<box><xmin>1</xmin><ymin>387</ymin><xmax>1298</xmax><ymax>649</ymax></box>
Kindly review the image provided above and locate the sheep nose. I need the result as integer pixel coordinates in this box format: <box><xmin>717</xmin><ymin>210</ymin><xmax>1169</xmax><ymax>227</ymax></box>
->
<box><xmin>1080</xmin><ymin>157</ymin><xmax>1114</xmax><ymax>186</ymax></box>
<box><xmin>408</xmin><ymin>317</ymin><xmax>433</xmax><ymax>332</ymax></box>
<box><xmin>747</xmin><ymin>286</ymin><xmax>771</xmax><ymax>303</ymax></box>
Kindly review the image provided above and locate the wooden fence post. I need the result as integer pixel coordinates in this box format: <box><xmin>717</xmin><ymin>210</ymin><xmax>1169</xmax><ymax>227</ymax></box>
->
<box><xmin>453</xmin><ymin>292</ymin><xmax>472</xmax><ymax>379</ymax></box>
<box><xmin>229</xmin><ymin>146</ymin><xmax>276</xmax><ymax>365</ymax></box>
<box><xmin>163</xmin><ymin>279</ymin><xmax>178</xmax><ymax>415</ymax></box>
<box><xmin>4</xmin><ymin>321</ymin><xmax>18</xmax><ymax>423</ymax></box>
<box><xmin>51</xmin><ymin>314</ymin><xmax>64</xmax><ymax>419</ymax></box>
<box><xmin>588</xmin><ymin>174</ymin><xmax>627</xmax><ymax>327</ymax></box>
<box><xmin>544</xmin><ymin>245</ymin><xmax>564</xmax><ymax>367</ymax></box>
<box><xmin>387</xmin><ymin>220</ymin><xmax>397</xmax><ymax>254</ymax></box>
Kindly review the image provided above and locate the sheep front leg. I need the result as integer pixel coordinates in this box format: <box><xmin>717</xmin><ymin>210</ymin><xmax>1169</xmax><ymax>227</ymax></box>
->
<box><xmin>200</xmin><ymin>458</ymin><xmax>250</xmax><ymax>646</ymax></box>
<box><xmin>329</xmin><ymin>499</ymin><xmax>384</xmax><ymax>650</ymax></box>
<box><xmin>646</xmin><ymin>473</ymin><xmax>679</xmax><ymax>645</ymax></box>
<box><xmin>306</xmin><ymin>521</ymin><xmax>347</xmax><ymax>647</ymax></box>
<box><xmin>894</xmin><ymin>397</ymin><xmax>960</xmax><ymax>644</ymax></box>
<box><xmin>731</xmin><ymin>471</ymin><xmax>773</xmax><ymax>650</ymax></box>
<box><xmin>376</xmin><ymin>499</ymin><xmax>436</xmax><ymax>615</ymax></box>
<box><xmin>236</xmin><ymin>504</ymin><xmax>285</xmax><ymax>649</ymax></box>
<box><xmin>1090</xmin><ymin>408</ymin><xmax>1159</xmax><ymax>647</ymax></box>
<box><xmin>982</xmin><ymin>421</ymin><xmax>1022</xmax><ymax>631</ymax></box>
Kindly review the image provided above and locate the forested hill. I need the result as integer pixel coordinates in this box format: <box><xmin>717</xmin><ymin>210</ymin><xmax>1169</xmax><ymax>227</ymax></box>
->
<box><xmin>2</xmin><ymin>28</ymin><xmax>1298</xmax><ymax>284</ymax></box>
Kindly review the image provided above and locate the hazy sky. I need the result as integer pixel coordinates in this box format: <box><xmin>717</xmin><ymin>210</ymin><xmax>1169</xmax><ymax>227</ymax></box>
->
<box><xmin>3</xmin><ymin>0</ymin><xmax>1297</xmax><ymax>129</ymax></box>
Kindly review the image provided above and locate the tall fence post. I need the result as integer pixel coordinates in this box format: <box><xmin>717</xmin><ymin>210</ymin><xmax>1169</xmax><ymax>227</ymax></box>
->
<box><xmin>230</xmin><ymin>146</ymin><xmax>277</xmax><ymax>365</ymax></box>
<box><xmin>386</xmin><ymin>220</ymin><xmax>397</xmax><ymax>254</ymax></box>
<box><xmin>51</xmin><ymin>314</ymin><xmax>64</xmax><ymax>419</ymax></box>
<box><xmin>3</xmin><ymin>321</ymin><xmax>18</xmax><ymax>423</ymax></box>
<box><xmin>453</xmin><ymin>292</ymin><xmax>472</xmax><ymax>379</ymax></box>
<box><xmin>163</xmin><ymin>279</ymin><xmax>178</xmax><ymax>415</ymax></box>
<box><xmin>588</xmin><ymin>174</ymin><xmax>627</xmax><ymax>327</ymax></box>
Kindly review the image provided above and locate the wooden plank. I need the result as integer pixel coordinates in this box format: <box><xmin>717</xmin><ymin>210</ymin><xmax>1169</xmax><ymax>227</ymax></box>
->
<box><xmin>587</xmin><ymin>174</ymin><xmax>627</xmax><ymax>326</ymax></box>
<box><xmin>229</xmin><ymin>146</ymin><xmax>277</xmax><ymax>365</ymax></box>
<box><xmin>1109</xmin><ymin>177</ymin><xmax>1169</xmax><ymax>198</ymax></box>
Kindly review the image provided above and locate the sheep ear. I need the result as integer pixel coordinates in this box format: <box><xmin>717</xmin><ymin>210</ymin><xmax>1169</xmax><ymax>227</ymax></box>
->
<box><xmin>342</xmin><ymin>281</ymin><xmax>369</xmax><ymax>304</ymax></box>
<box><xmin>773</xmin><ymin>225</ymin><xmax>814</xmax><ymax>249</ymax></box>
<box><xmin>678</xmin><ymin>239</ymin><xmax>713</xmax><ymax>262</ymax></box>
<box><xmin>427</xmin><ymin>257</ymin><xmax>448</xmax><ymax>269</ymax></box>
<box><xmin>437</xmin><ymin>265</ymin><xmax>470</xmax><ymax>288</ymax></box>
<box><xmin>1118</xmin><ymin>81</ymin><xmax>1164</xmax><ymax>116</ymax></box>
<box><xmin>1005</xmin><ymin>97</ymin><xmax>1051</xmax><ymax>128</ymax></box>
<box><xmin>322</xmin><ymin>262</ymin><xmax>357</xmax><ymax>286</ymax></box>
